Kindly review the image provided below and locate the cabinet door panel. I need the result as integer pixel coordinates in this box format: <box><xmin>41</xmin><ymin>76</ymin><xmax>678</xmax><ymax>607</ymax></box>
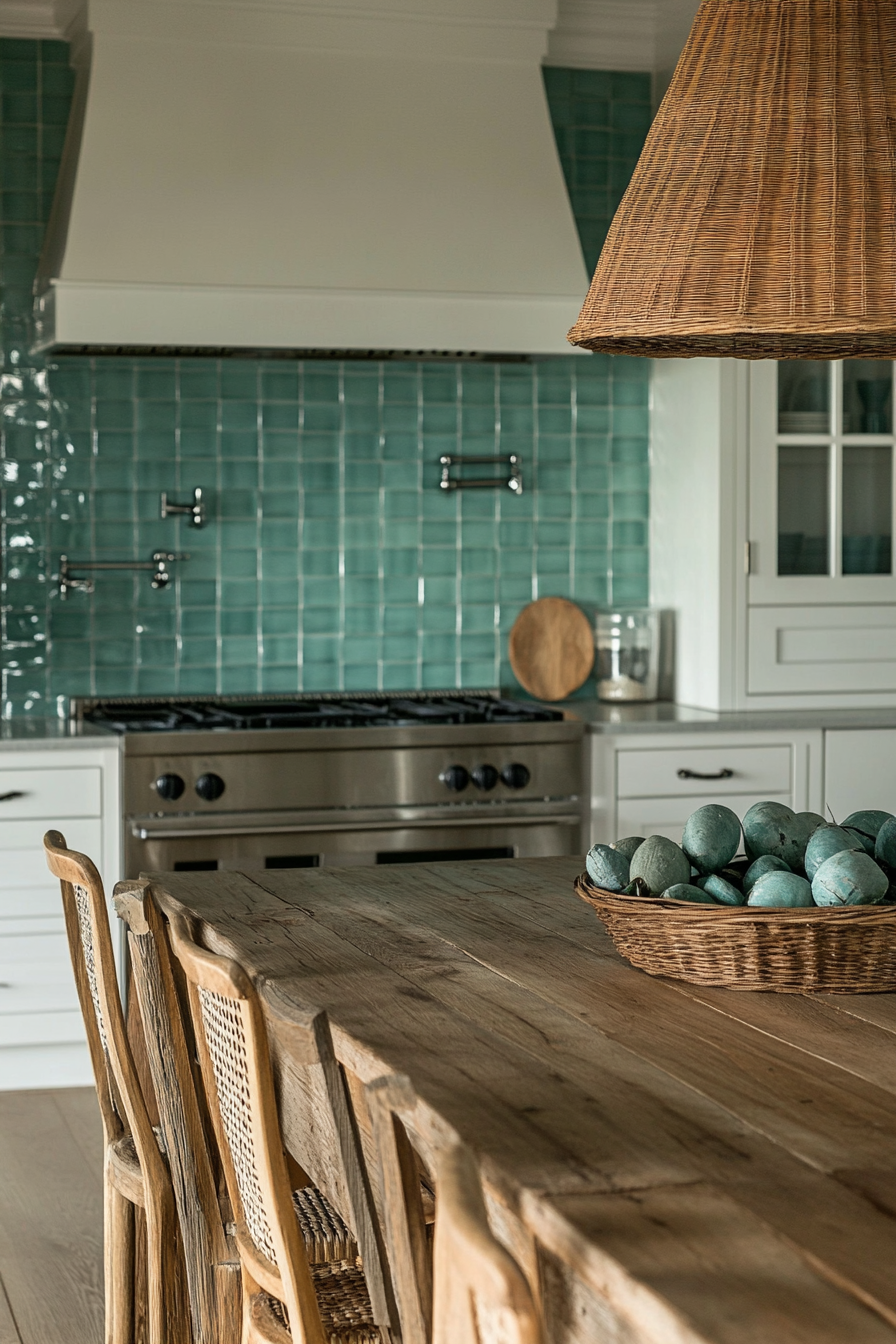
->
<box><xmin>0</xmin><ymin>930</ymin><xmax>81</xmax><ymax>1019</ymax></box>
<box><xmin>824</xmin><ymin>729</ymin><xmax>896</xmax><ymax>818</ymax></box>
<box><xmin>617</xmin><ymin>745</ymin><xmax>791</xmax><ymax>798</ymax></box>
<box><xmin>0</xmin><ymin>818</ymin><xmax>103</xmax><ymax>886</ymax></box>
<box><xmin>0</xmin><ymin>1010</ymin><xmax>85</xmax><ymax>1048</ymax></box>
<box><xmin>616</xmin><ymin>793</ymin><xmax>792</xmax><ymax>846</ymax></box>
<box><xmin>0</xmin><ymin>884</ymin><xmax>64</xmax><ymax>921</ymax></box>
<box><xmin>0</xmin><ymin>767</ymin><xmax>101</xmax><ymax>820</ymax></box>
<box><xmin>748</xmin><ymin>606</ymin><xmax>896</xmax><ymax>693</ymax></box>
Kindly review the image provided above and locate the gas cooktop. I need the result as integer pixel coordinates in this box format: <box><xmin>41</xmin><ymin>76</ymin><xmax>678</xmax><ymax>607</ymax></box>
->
<box><xmin>79</xmin><ymin>692</ymin><xmax>564</xmax><ymax>734</ymax></box>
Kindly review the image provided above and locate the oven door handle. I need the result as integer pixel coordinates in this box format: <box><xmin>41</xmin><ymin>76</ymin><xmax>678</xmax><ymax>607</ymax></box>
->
<box><xmin>131</xmin><ymin>800</ymin><xmax>582</xmax><ymax>841</ymax></box>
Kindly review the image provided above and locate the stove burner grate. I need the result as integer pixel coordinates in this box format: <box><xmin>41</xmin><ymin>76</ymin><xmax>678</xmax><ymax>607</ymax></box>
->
<box><xmin>81</xmin><ymin>692</ymin><xmax>564</xmax><ymax>734</ymax></box>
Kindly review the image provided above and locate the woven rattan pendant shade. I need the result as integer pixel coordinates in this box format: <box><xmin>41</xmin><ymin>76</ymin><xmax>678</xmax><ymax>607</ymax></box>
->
<box><xmin>568</xmin><ymin>0</ymin><xmax>896</xmax><ymax>359</ymax></box>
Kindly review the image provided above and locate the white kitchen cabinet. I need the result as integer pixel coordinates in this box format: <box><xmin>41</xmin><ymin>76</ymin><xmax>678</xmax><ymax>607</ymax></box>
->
<box><xmin>0</xmin><ymin>744</ymin><xmax>120</xmax><ymax>1091</ymax></box>
<box><xmin>590</xmin><ymin>729</ymin><xmax>823</xmax><ymax>848</ymax></box>
<box><xmin>651</xmin><ymin>358</ymin><xmax>896</xmax><ymax>710</ymax></box>
<box><xmin>824</xmin><ymin>729</ymin><xmax>896</xmax><ymax>822</ymax></box>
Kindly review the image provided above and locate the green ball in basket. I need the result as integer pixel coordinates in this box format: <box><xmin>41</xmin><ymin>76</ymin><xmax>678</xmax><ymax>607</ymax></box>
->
<box><xmin>577</xmin><ymin>798</ymin><xmax>896</xmax><ymax>992</ymax></box>
<box><xmin>743</xmin><ymin>801</ymin><xmax>812</xmax><ymax>868</ymax></box>
<box><xmin>681</xmin><ymin>803</ymin><xmax>741</xmax><ymax>875</ymax></box>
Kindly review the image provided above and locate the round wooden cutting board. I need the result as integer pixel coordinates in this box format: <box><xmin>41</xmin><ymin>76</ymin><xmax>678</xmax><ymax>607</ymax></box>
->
<box><xmin>508</xmin><ymin>597</ymin><xmax>595</xmax><ymax>701</ymax></box>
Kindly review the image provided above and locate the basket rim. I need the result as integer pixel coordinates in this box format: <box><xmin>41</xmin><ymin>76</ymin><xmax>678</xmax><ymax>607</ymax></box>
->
<box><xmin>575</xmin><ymin>872</ymin><xmax>896</xmax><ymax>923</ymax></box>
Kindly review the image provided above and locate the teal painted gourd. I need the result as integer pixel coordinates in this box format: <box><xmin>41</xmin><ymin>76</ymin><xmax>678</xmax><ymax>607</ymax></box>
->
<box><xmin>804</xmin><ymin>825</ymin><xmax>863</xmax><ymax>880</ymax></box>
<box><xmin>875</xmin><ymin>816</ymin><xmax>896</xmax><ymax>868</ymax></box>
<box><xmin>742</xmin><ymin>801</ymin><xmax>811</xmax><ymax>867</ymax></box>
<box><xmin>585</xmin><ymin>844</ymin><xmax>630</xmax><ymax>892</ymax></box>
<box><xmin>811</xmin><ymin>850</ymin><xmax>889</xmax><ymax>906</ymax></box>
<box><xmin>681</xmin><ymin>803</ymin><xmax>741</xmax><ymax>875</ymax></box>
<box><xmin>611</xmin><ymin>835</ymin><xmax>646</xmax><ymax>862</ymax></box>
<box><xmin>843</xmin><ymin>810</ymin><xmax>894</xmax><ymax>855</ymax></box>
<box><xmin>697</xmin><ymin>874</ymin><xmax>745</xmax><ymax>906</ymax></box>
<box><xmin>746</xmin><ymin>871</ymin><xmax>814</xmax><ymax>907</ymax></box>
<box><xmin>629</xmin><ymin>835</ymin><xmax>690</xmax><ymax>896</ymax></box>
<box><xmin>796</xmin><ymin>811</ymin><xmax>827</xmax><ymax>836</ymax></box>
<box><xmin>743</xmin><ymin>854</ymin><xmax>790</xmax><ymax>891</ymax></box>
<box><xmin>663</xmin><ymin>883</ymin><xmax>718</xmax><ymax>904</ymax></box>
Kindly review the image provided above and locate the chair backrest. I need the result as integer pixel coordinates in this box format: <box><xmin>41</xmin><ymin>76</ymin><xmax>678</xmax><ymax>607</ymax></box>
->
<box><xmin>431</xmin><ymin>1142</ymin><xmax>542</xmax><ymax>1344</ymax></box>
<box><xmin>366</xmin><ymin>1075</ymin><xmax>543</xmax><ymax>1344</ymax></box>
<box><xmin>43</xmin><ymin>831</ymin><xmax>165</xmax><ymax>1192</ymax></box>
<box><xmin>166</xmin><ymin>908</ymin><xmax>334</xmax><ymax>1344</ymax></box>
<box><xmin>113</xmin><ymin>879</ymin><xmax>241</xmax><ymax>1344</ymax></box>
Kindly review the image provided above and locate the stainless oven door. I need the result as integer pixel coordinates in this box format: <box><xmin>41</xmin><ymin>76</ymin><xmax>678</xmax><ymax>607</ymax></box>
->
<box><xmin>127</xmin><ymin>801</ymin><xmax>583</xmax><ymax>875</ymax></box>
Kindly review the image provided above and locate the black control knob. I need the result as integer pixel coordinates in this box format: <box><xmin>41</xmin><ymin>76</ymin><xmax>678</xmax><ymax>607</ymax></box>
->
<box><xmin>195</xmin><ymin>772</ymin><xmax>226</xmax><ymax>802</ymax></box>
<box><xmin>440</xmin><ymin>765</ymin><xmax>469</xmax><ymax>792</ymax></box>
<box><xmin>154</xmin><ymin>772</ymin><xmax>185</xmax><ymax>801</ymax></box>
<box><xmin>471</xmin><ymin>764</ymin><xmax>499</xmax><ymax>792</ymax></box>
<box><xmin>501</xmin><ymin>762</ymin><xmax>531</xmax><ymax>790</ymax></box>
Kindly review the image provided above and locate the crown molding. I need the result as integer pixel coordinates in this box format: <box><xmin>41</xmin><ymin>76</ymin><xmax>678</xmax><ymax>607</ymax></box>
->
<box><xmin>0</xmin><ymin>0</ymin><xmax>60</xmax><ymax>36</ymax></box>
<box><xmin>0</xmin><ymin>0</ymin><xmax>83</xmax><ymax>38</ymax></box>
<box><xmin>546</xmin><ymin>0</ymin><xmax>656</xmax><ymax>71</ymax></box>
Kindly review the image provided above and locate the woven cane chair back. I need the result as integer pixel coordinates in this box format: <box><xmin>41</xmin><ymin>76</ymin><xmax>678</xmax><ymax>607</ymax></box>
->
<box><xmin>167</xmin><ymin>911</ymin><xmax>352</xmax><ymax>1344</ymax></box>
<box><xmin>43</xmin><ymin>830</ymin><xmax>161</xmax><ymax>1170</ymax></box>
<box><xmin>198</xmin><ymin>978</ymin><xmax>280</xmax><ymax>1264</ymax></box>
<box><xmin>366</xmin><ymin>1075</ymin><xmax>542</xmax><ymax>1344</ymax></box>
<box><xmin>114</xmin><ymin>880</ymin><xmax>241</xmax><ymax>1344</ymax></box>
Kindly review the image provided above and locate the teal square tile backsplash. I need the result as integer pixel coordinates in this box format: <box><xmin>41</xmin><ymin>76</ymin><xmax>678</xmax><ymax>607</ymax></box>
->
<box><xmin>0</xmin><ymin>46</ymin><xmax>651</xmax><ymax>714</ymax></box>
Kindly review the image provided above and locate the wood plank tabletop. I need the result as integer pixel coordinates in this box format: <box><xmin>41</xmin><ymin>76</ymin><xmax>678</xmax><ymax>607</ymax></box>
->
<box><xmin>150</xmin><ymin>857</ymin><xmax>896</xmax><ymax>1344</ymax></box>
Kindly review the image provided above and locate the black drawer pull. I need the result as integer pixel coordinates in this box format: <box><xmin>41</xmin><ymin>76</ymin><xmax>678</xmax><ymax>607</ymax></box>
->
<box><xmin>0</xmin><ymin>791</ymin><xmax>26</xmax><ymax>802</ymax></box>
<box><xmin>677</xmin><ymin>768</ymin><xmax>734</xmax><ymax>781</ymax></box>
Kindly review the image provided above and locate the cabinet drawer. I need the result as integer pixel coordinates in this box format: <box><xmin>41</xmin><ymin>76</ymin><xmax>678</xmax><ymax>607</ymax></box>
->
<box><xmin>0</xmin><ymin>884</ymin><xmax>64</xmax><ymax>921</ymax></box>
<box><xmin>617</xmin><ymin>745</ymin><xmax>792</xmax><ymax>798</ymax></box>
<box><xmin>0</xmin><ymin>767</ymin><xmax>101</xmax><ymax>820</ymax></box>
<box><xmin>0</xmin><ymin>818</ymin><xmax>103</xmax><ymax>886</ymax></box>
<box><xmin>0</xmin><ymin>1009</ymin><xmax>85</xmax><ymax>1048</ymax></box>
<box><xmin>0</xmin><ymin>930</ymin><xmax>80</xmax><ymax>1017</ymax></box>
<box><xmin>616</xmin><ymin>792</ymin><xmax>792</xmax><ymax>846</ymax></box>
<box><xmin>748</xmin><ymin>605</ymin><xmax>896</xmax><ymax>694</ymax></box>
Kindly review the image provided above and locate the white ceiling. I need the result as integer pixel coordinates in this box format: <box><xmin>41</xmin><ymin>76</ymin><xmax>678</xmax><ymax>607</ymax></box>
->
<box><xmin>1</xmin><ymin>0</ymin><xmax>700</xmax><ymax>74</ymax></box>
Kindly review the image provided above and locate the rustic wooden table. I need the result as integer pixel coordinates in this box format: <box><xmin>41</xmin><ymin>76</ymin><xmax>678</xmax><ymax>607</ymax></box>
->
<box><xmin>152</xmin><ymin>857</ymin><xmax>896</xmax><ymax>1344</ymax></box>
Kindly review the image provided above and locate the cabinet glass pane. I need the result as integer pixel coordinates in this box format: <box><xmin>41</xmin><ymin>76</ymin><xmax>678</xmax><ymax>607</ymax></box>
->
<box><xmin>842</xmin><ymin>444</ymin><xmax>892</xmax><ymax>573</ymax></box>
<box><xmin>778</xmin><ymin>444</ymin><xmax>829</xmax><ymax>574</ymax></box>
<box><xmin>843</xmin><ymin>360</ymin><xmax>893</xmax><ymax>434</ymax></box>
<box><xmin>778</xmin><ymin>361</ymin><xmax>830</xmax><ymax>434</ymax></box>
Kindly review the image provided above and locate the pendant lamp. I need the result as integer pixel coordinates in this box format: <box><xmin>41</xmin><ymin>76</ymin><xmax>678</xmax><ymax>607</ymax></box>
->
<box><xmin>568</xmin><ymin>0</ymin><xmax>896</xmax><ymax>359</ymax></box>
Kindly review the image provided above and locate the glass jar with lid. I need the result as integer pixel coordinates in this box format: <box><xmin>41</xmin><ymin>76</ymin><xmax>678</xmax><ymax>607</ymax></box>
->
<box><xmin>595</xmin><ymin>609</ymin><xmax>659</xmax><ymax>702</ymax></box>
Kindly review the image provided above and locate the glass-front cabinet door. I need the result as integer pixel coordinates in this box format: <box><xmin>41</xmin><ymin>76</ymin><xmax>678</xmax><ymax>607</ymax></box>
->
<box><xmin>748</xmin><ymin>360</ymin><xmax>896</xmax><ymax>604</ymax></box>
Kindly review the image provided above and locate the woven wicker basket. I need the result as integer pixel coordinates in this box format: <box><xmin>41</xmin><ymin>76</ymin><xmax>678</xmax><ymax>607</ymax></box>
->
<box><xmin>575</xmin><ymin>874</ymin><xmax>896</xmax><ymax>993</ymax></box>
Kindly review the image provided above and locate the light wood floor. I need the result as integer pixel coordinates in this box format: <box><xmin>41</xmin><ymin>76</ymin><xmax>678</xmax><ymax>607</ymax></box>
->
<box><xmin>0</xmin><ymin>1088</ymin><xmax>103</xmax><ymax>1344</ymax></box>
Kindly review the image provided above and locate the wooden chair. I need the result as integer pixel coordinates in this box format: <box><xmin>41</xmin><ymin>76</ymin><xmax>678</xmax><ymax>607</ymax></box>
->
<box><xmin>366</xmin><ymin>1074</ymin><xmax>543</xmax><ymax>1344</ymax></box>
<box><xmin>113</xmin><ymin>879</ymin><xmax>242</xmax><ymax>1344</ymax></box>
<box><xmin>43</xmin><ymin>830</ymin><xmax>188</xmax><ymax>1344</ymax></box>
<box><xmin>165</xmin><ymin>904</ymin><xmax>393</xmax><ymax>1344</ymax></box>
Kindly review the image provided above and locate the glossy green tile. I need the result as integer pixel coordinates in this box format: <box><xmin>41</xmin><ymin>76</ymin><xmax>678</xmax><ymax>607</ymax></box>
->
<box><xmin>260</xmin><ymin>634</ymin><xmax>299</xmax><ymax>666</ymax></box>
<box><xmin>343</xmin><ymin>577</ymin><xmax>379</xmax><ymax>606</ymax></box>
<box><xmin>342</xmin><ymin>663</ymin><xmax>379</xmax><ymax>690</ymax></box>
<box><xmin>383</xmin><ymin>577</ymin><xmax>417</xmax><ymax>604</ymax></box>
<box><xmin>180</xmin><ymin>369</ymin><xmax>219</xmax><ymax>399</ymax></box>
<box><xmin>303</xmin><ymin>634</ymin><xmax>339</xmax><ymax>662</ymax></box>
<box><xmin>219</xmin><ymin>365</ymin><xmax>258</xmax><ymax>399</ymax></box>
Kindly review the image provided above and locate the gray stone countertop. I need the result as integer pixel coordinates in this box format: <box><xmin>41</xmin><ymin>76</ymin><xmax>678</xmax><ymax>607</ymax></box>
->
<box><xmin>551</xmin><ymin>698</ymin><xmax>896</xmax><ymax>734</ymax></box>
<box><xmin>0</xmin><ymin>718</ymin><xmax>119</xmax><ymax>749</ymax></box>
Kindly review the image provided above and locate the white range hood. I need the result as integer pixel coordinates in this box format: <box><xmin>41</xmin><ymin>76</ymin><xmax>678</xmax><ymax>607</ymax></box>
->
<box><xmin>34</xmin><ymin>0</ymin><xmax>589</xmax><ymax>356</ymax></box>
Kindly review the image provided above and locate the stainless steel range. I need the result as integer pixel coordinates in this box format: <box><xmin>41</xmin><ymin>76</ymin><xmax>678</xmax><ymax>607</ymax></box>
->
<box><xmin>73</xmin><ymin>692</ymin><xmax>585</xmax><ymax>877</ymax></box>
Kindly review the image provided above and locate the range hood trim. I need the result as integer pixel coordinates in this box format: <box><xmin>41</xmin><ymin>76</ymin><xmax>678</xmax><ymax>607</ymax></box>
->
<box><xmin>37</xmin><ymin>280</ymin><xmax>587</xmax><ymax>357</ymax></box>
